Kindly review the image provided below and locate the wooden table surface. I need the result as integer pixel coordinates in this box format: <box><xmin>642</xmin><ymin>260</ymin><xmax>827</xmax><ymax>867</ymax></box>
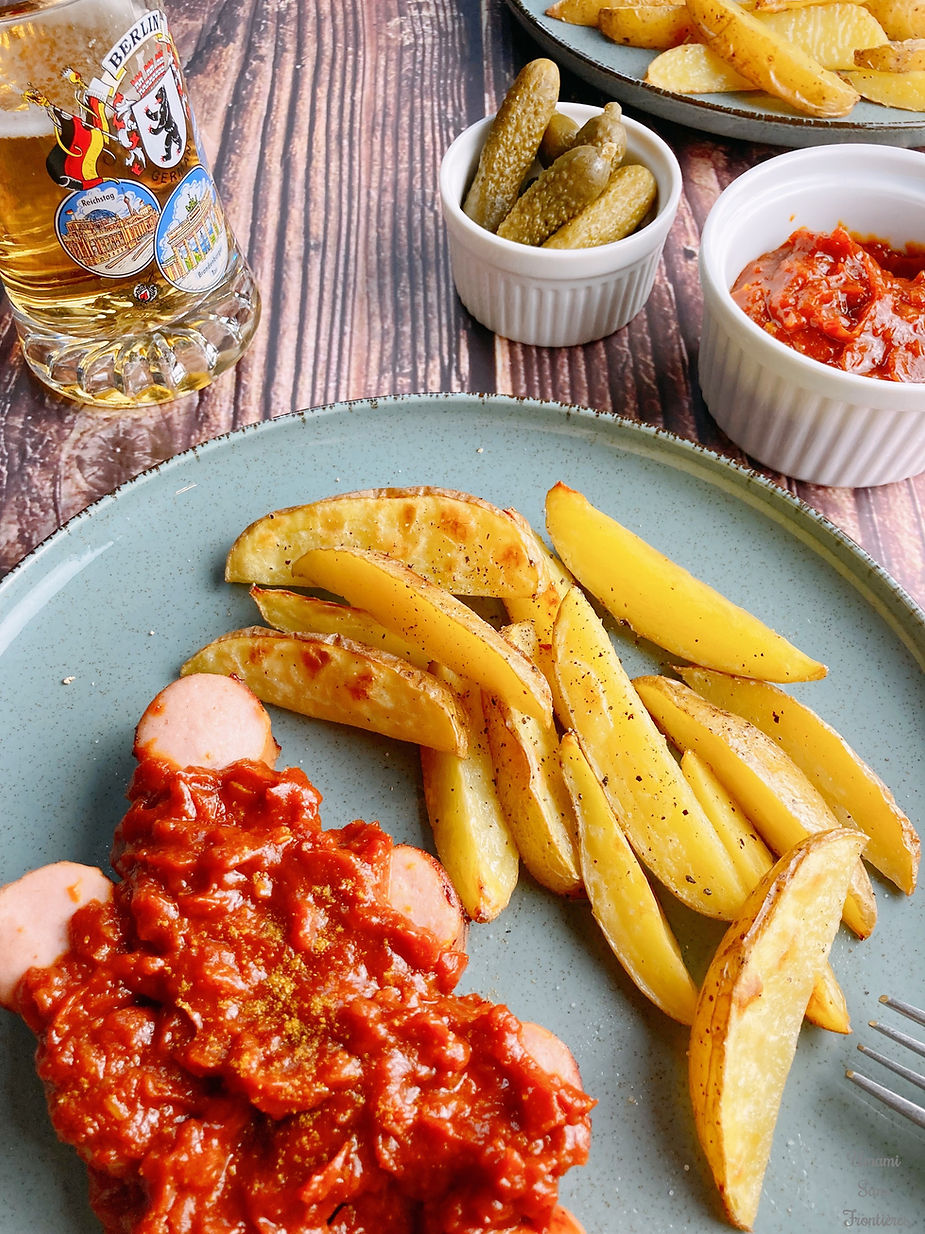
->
<box><xmin>1</xmin><ymin>0</ymin><xmax>924</xmax><ymax>614</ymax></box>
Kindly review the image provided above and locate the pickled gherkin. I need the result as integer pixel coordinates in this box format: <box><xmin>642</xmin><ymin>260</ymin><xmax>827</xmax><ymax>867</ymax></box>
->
<box><xmin>544</xmin><ymin>163</ymin><xmax>658</xmax><ymax>249</ymax></box>
<box><xmin>539</xmin><ymin>112</ymin><xmax>580</xmax><ymax>166</ymax></box>
<box><xmin>463</xmin><ymin>58</ymin><xmax>560</xmax><ymax>233</ymax></box>
<box><xmin>496</xmin><ymin>144</ymin><xmax>616</xmax><ymax>246</ymax></box>
<box><xmin>539</xmin><ymin>102</ymin><xmax>626</xmax><ymax>169</ymax></box>
<box><xmin>573</xmin><ymin>102</ymin><xmax>627</xmax><ymax>166</ymax></box>
<box><xmin>459</xmin><ymin>64</ymin><xmax>661</xmax><ymax>252</ymax></box>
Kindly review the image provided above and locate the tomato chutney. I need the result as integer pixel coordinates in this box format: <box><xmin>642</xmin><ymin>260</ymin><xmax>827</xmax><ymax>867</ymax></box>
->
<box><xmin>731</xmin><ymin>226</ymin><xmax>925</xmax><ymax>382</ymax></box>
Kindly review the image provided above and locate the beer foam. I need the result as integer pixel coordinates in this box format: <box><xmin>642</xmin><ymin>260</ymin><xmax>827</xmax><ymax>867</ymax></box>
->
<box><xmin>0</xmin><ymin>108</ymin><xmax>55</xmax><ymax>139</ymax></box>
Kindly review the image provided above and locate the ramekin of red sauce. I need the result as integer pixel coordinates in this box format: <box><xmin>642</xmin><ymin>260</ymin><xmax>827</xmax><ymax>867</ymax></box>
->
<box><xmin>697</xmin><ymin>144</ymin><xmax>925</xmax><ymax>487</ymax></box>
<box><xmin>731</xmin><ymin>227</ymin><xmax>925</xmax><ymax>384</ymax></box>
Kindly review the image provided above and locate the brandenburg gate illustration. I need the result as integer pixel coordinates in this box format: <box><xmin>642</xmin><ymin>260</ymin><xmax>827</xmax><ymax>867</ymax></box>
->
<box><xmin>159</xmin><ymin>189</ymin><xmax>222</xmax><ymax>283</ymax></box>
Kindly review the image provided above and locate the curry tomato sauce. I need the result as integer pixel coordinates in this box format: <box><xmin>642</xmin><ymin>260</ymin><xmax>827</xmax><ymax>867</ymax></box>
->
<box><xmin>16</xmin><ymin>760</ymin><xmax>593</xmax><ymax>1234</ymax></box>
<box><xmin>731</xmin><ymin>226</ymin><xmax>925</xmax><ymax>382</ymax></box>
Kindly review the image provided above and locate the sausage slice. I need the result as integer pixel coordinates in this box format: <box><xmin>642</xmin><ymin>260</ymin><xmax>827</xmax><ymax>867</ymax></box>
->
<box><xmin>134</xmin><ymin>673</ymin><xmax>280</xmax><ymax>769</ymax></box>
<box><xmin>545</xmin><ymin>1207</ymin><xmax>587</xmax><ymax>1234</ymax></box>
<box><xmin>386</xmin><ymin>843</ymin><xmax>468</xmax><ymax>951</ymax></box>
<box><xmin>518</xmin><ymin>1020</ymin><xmax>584</xmax><ymax>1090</ymax></box>
<box><xmin>0</xmin><ymin>862</ymin><xmax>113</xmax><ymax>1009</ymax></box>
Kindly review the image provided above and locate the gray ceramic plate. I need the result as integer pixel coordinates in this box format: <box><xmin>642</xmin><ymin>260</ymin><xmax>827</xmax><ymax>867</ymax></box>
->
<box><xmin>505</xmin><ymin>0</ymin><xmax>925</xmax><ymax>148</ymax></box>
<box><xmin>1</xmin><ymin>395</ymin><xmax>923</xmax><ymax>1234</ymax></box>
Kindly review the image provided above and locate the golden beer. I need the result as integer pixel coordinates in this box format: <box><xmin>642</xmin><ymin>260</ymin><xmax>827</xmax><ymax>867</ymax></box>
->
<box><xmin>0</xmin><ymin>0</ymin><xmax>259</xmax><ymax>404</ymax></box>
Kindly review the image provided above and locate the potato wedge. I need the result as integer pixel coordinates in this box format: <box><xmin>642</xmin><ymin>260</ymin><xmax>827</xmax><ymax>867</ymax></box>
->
<box><xmin>854</xmin><ymin>38</ymin><xmax>925</xmax><ymax>71</ymax></box>
<box><xmin>545</xmin><ymin>0</ymin><xmax>615</xmax><ymax>23</ymax></box>
<box><xmin>598</xmin><ymin>5</ymin><xmax>695</xmax><ymax>48</ymax></box>
<box><xmin>249</xmin><ymin>586</ymin><xmax>430</xmax><ymax>668</ymax></box>
<box><xmin>685</xmin><ymin>0</ymin><xmax>861</xmax><ymax>116</ymax></box>
<box><xmin>646</xmin><ymin>41</ymin><xmax>756</xmax><ymax>89</ymax></box>
<box><xmin>503</xmin><ymin>510</ymin><xmax>573</xmax><ymax>642</ymax></box>
<box><xmin>676</xmin><ymin>667</ymin><xmax>920</xmax><ymax>894</ymax></box>
<box><xmin>484</xmin><ymin>624</ymin><xmax>582</xmax><ymax>897</ymax></box>
<box><xmin>226</xmin><ymin>486</ymin><xmax>543</xmax><ymax>596</ymax></box>
<box><xmin>689</xmin><ymin>828</ymin><xmax>866</xmax><ymax>1230</ymax></box>
<box><xmin>804</xmin><ymin>963</ymin><xmax>851</xmax><ymax>1035</ymax></box>
<box><xmin>180</xmin><ymin>627</ymin><xmax>468</xmax><ymax>754</ymax></box>
<box><xmin>420</xmin><ymin>666</ymin><xmax>519</xmax><ymax>922</ymax></box>
<box><xmin>681</xmin><ymin>748</ymin><xmax>850</xmax><ymax>1033</ymax></box>
<box><xmin>545</xmin><ymin>482</ymin><xmax>827</xmax><ymax>682</ymax></box>
<box><xmin>504</xmin><ymin>569</ymin><xmax>571</xmax><ymax>645</ymax></box>
<box><xmin>294</xmin><ymin>547</ymin><xmax>553</xmax><ymax>725</ymax></box>
<box><xmin>633</xmin><ymin>675</ymin><xmax>877</xmax><ymax>937</ymax></box>
<box><xmin>861</xmin><ymin>0</ymin><xmax>925</xmax><ymax>40</ymax></box>
<box><xmin>756</xmin><ymin>3</ymin><xmax>888</xmax><ymax>68</ymax></box>
<box><xmin>753</xmin><ymin>0</ymin><xmax>850</xmax><ymax>9</ymax></box>
<box><xmin>647</xmin><ymin>42</ymin><xmax>755</xmax><ymax>90</ymax></box>
<box><xmin>680</xmin><ymin>749</ymin><xmax>774</xmax><ymax>890</ymax></box>
<box><xmin>551</xmin><ymin>586</ymin><xmax>748</xmax><ymax>919</ymax></box>
<box><xmin>559</xmin><ymin>729</ymin><xmax>700</xmax><ymax>1024</ymax></box>
<box><xmin>841</xmin><ymin>66</ymin><xmax>925</xmax><ymax>108</ymax></box>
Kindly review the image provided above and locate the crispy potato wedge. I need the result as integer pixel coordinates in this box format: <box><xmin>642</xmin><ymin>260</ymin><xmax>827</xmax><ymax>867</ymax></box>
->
<box><xmin>484</xmin><ymin>624</ymin><xmax>583</xmax><ymax>897</ymax></box>
<box><xmin>546</xmin><ymin>0</ymin><xmax>616</xmax><ymax>23</ymax></box>
<box><xmin>685</xmin><ymin>0</ymin><xmax>861</xmax><ymax>116</ymax></box>
<box><xmin>504</xmin><ymin>570</ymin><xmax>571</xmax><ymax>644</ymax></box>
<box><xmin>503</xmin><ymin>511</ymin><xmax>573</xmax><ymax>642</ymax></box>
<box><xmin>854</xmin><ymin>38</ymin><xmax>925</xmax><ymax>71</ymax></box>
<box><xmin>545</xmin><ymin>482</ymin><xmax>827</xmax><ymax>682</ymax></box>
<box><xmin>689</xmin><ymin>828</ymin><xmax>866</xmax><ymax>1230</ymax></box>
<box><xmin>680</xmin><ymin>749</ymin><xmax>774</xmax><ymax>891</ymax></box>
<box><xmin>420</xmin><ymin>666</ymin><xmax>519</xmax><ymax>922</ymax></box>
<box><xmin>753</xmin><ymin>0</ymin><xmax>849</xmax><ymax>9</ymax></box>
<box><xmin>757</xmin><ymin>3</ymin><xmax>888</xmax><ymax>68</ymax></box>
<box><xmin>677</xmin><ymin>667</ymin><xmax>920</xmax><ymax>894</ymax></box>
<box><xmin>633</xmin><ymin>675</ymin><xmax>877</xmax><ymax>938</ymax></box>
<box><xmin>294</xmin><ymin>547</ymin><xmax>553</xmax><ymax>725</ymax></box>
<box><xmin>804</xmin><ymin>963</ymin><xmax>851</xmax><ymax>1035</ymax></box>
<box><xmin>598</xmin><ymin>5</ymin><xmax>695</xmax><ymax>48</ymax></box>
<box><xmin>249</xmin><ymin>586</ymin><xmax>430</xmax><ymax>668</ymax></box>
<box><xmin>680</xmin><ymin>749</ymin><xmax>850</xmax><ymax>1033</ymax></box>
<box><xmin>559</xmin><ymin>729</ymin><xmax>700</xmax><ymax>1024</ymax></box>
<box><xmin>551</xmin><ymin>586</ymin><xmax>748</xmax><ymax>919</ymax></box>
<box><xmin>842</xmin><ymin>66</ymin><xmax>925</xmax><ymax>108</ymax></box>
<box><xmin>226</xmin><ymin>486</ymin><xmax>543</xmax><ymax>596</ymax></box>
<box><xmin>180</xmin><ymin>627</ymin><xmax>468</xmax><ymax>754</ymax></box>
<box><xmin>647</xmin><ymin>41</ymin><xmax>755</xmax><ymax>89</ymax></box>
<box><xmin>861</xmin><ymin>0</ymin><xmax>925</xmax><ymax>40</ymax></box>
<box><xmin>485</xmin><ymin>699</ymin><xmax>583</xmax><ymax>896</ymax></box>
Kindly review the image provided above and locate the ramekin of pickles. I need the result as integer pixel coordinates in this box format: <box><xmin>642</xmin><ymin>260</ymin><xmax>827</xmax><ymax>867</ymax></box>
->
<box><xmin>439</xmin><ymin>59</ymin><xmax>682</xmax><ymax>347</ymax></box>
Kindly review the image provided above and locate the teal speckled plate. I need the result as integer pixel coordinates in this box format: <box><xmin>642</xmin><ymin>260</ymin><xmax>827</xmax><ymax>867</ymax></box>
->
<box><xmin>1</xmin><ymin>395</ymin><xmax>922</xmax><ymax>1233</ymax></box>
<box><xmin>505</xmin><ymin>0</ymin><xmax>925</xmax><ymax>148</ymax></box>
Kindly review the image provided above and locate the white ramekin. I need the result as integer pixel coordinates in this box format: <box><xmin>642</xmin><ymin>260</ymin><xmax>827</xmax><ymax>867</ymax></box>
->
<box><xmin>699</xmin><ymin>144</ymin><xmax>925</xmax><ymax>488</ymax></box>
<box><xmin>439</xmin><ymin>103</ymin><xmax>682</xmax><ymax>347</ymax></box>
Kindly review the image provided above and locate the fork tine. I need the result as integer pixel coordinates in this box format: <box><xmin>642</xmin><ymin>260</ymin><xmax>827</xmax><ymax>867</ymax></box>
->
<box><xmin>845</xmin><ymin>995</ymin><xmax>925</xmax><ymax>1130</ymax></box>
<box><xmin>868</xmin><ymin>1021</ymin><xmax>925</xmax><ymax>1064</ymax></box>
<box><xmin>855</xmin><ymin>1043</ymin><xmax>925</xmax><ymax>1094</ymax></box>
<box><xmin>878</xmin><ymin>995</ymin><xmax>925</xmax><ymax>1030</ymax></box>
<box><xmin>846</xmin><ymin>1069</ymin><xmax>925</xmax><ymax>1130</ymax></box>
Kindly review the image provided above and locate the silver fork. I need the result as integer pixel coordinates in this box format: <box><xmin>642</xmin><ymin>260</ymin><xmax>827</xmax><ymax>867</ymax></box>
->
<box><xmin>846</xmin><ymin>995</ymin><xmax>925</xmax><ymax>1129</ymax></box>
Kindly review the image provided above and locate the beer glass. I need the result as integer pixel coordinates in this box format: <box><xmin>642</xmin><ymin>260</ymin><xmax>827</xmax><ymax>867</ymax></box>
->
<box><xmin>0</xmin><ymin>0</ymin><xmax>260</xmax><ymax>405</ymax></box>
